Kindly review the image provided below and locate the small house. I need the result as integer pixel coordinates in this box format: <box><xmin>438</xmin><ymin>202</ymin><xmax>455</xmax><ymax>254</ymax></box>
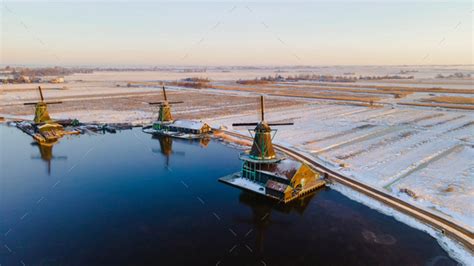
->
<box><xmin>262</xmin><ymin>161</ymin><xmax>320</xmax><ymax>200</ymax></box>
<box><xmin>167</xmin><ymin>120</ymin><xmax>212</xmax><ymax>134</ymax></box>
<box><xmin>220</xmin><ymin>157</ymin><xmax>324</xmax><ymax>203</ymax></box>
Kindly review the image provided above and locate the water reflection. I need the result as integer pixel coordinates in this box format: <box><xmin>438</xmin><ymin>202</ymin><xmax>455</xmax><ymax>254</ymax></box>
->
<box><xmin>199</xmin><ymin>137</ymin><xmax>210</xmax><ymax>148</ymax></box>
<box><xmin>237</xmin><ymin>191</ymin><xmax>317</xmax><ymax>255</ymax></box>
<box><xmin>30</xmin><ymin>141</ymin><xmax>67</xmax><ymax>175</ymax></box>
<box><xmin>151</xmin><ymin>135</ymin><xmax>212</xmax><ymax>170</ymax></box>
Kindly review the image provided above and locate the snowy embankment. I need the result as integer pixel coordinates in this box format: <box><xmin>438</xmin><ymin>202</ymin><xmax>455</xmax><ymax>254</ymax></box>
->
<box><xmin>208</xmin><ymin>102</ymin><xmax>474</xmax><ymax>230</ymax></box>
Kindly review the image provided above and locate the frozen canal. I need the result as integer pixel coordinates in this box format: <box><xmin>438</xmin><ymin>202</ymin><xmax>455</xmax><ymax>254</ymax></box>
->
<box><xmin>0</xmin><ymin>125</ymin><xmax>458</xmax><ymax>265</ymax></box>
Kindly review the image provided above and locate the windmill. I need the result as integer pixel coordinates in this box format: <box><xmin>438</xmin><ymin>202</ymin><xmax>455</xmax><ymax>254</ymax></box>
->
<box><xmin>151</xmin><ymin>135</ymin><xmax>185</xmax><ymax>171</ymax></box>
<box><xmin>220</xmin><ymin>96</ymin><xmax>324</xmax><ymax>202</ymax></box>
<box><xmin>232</xmin><ymin>96</ymin><xmax>293</xmax><ymax>161</ymax></box>
<box><xmin>23</xmin><ymin>86</ymin><xmax>63</xmax><ymax>124</ymax></box>
<box><xmin>149</xmin><ymin>86</ymin><xmax>184</xmax><ymax>125</ymax></box>
<box><xmin>30</xmin><ymin>141</ymin><xmax>67</xmax><ymax>175</ymax></box>
<box><xmin>23</xmin><ymin>86</ymin><xmax>66</xmax><ymax>143</ymax></box>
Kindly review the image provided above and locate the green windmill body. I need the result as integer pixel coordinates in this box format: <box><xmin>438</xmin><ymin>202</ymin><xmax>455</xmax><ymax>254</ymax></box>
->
<box><xmin>34</xmin><ymin>86</ymin><xmax>50</xmax><ymax>123</ymax></box>
<box><xmin>150</xmin><ymin>86</ymin><xmax>183</xmax><ymax>130</ymax></box>
<box><xmin>234</xmin><ymin>96</ymin><xmax>292</xmax><ymax>161</ymax></box>
<box><xmin>34</xmin><ymin>102</ymin><xmax>51</xmax><ymax>124</ymax></box>
<box><xmin>158</xmin><ymin>102</ymin><xmax>173</xmax><ymax>122</ymax></box>
<box><xmin>250</xmin><ymin>122</ymin><xmax>277</xmax><ymax>160</ymax></box>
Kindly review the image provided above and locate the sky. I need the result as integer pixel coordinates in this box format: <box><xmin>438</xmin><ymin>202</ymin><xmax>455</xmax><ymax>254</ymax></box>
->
<box><xmin>1</xmin><ymin>1</ymin><xmax>472</xmax><ymax>66</ymax></box>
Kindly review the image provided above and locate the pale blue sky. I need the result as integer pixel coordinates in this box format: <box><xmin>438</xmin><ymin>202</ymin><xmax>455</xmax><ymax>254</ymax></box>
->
<box><xmin>1</xmin><ymin>1</ymin><xmax>472</xmax><ymax>66</ymax></box>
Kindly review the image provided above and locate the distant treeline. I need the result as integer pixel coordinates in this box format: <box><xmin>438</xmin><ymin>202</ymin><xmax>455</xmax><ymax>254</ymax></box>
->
<box><xmin>89</xmin><ymin>67</ymin><xmax>207</xmax><ymax>72</ymax></box>
<box><xmin>181</xmin><ymin>77</ymin><xmax>210</xmax><ymax>83</ymax></box>
<box><xmin>286</xmin><ymin>74</ymin><xmax>357</xmax><ymax>82</ymax></box>
<box><xmin>2</xmin><ymin>66</ymin><xmax>93</xmax><ymax>77</ymax></box>
<box><xmin>398</xmin><ymin>70</ymin><xmax>419</xmax><ymax>74</ymax></box>
<box><xmin>238</xmin><ymin>73</ymin><xmax>414</xmax><ymax>84</ymax></box>
<box><xmin>358</xmin><ymin>75</ymin><xmax>414</xmax><ymax>80</ymax></box>
<box><xmin>165</xmin><ymin>77</ymin><xmax>211</xmax><ymax>88</ymax></box>
<box><xmin>435</xmin><ymin>72</ymin><xmax>471</xmax><ymax>79</ymax></box>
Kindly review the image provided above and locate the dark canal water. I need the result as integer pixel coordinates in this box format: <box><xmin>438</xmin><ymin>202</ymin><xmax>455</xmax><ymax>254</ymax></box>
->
<box><xmin>0</xmin><ymin>125</ymin><xmax>457</xmax><ymax>265</ymax></box>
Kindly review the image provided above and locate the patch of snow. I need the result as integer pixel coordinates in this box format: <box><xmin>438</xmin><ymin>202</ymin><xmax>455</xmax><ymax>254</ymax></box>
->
<box><xmin>227</xmin><ymin>177</ymin><xmax>265</xmax><ymax>195</ymax></box>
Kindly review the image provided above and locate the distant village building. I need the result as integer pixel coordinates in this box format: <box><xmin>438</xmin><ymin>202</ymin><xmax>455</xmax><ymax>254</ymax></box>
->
<box><xmin>15</xmin><ymin>74</ymin><xmax>31</xmax><ymax>83</ymax></box>
<box><xmin>1</xmin><ymin>72</ymin><xmax>33</xmax><ymax>83</ymax></box>
<box><xmin>0</xmin><ymin>73</ymin><xmax>13</xmax><ymax>83</ymax></box>
<box><xmin>50</xmin><ymin>77</ymin><xmax>65</xmax><ymax>83</ymax></box>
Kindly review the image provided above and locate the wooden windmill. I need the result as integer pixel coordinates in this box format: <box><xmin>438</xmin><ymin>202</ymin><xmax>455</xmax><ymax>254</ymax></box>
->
<box><xmin>149</xmin><ymin>86</ymin><xmax>184</xmax><ymax>124</ymax></box>
<box><xmin>24</xmin><ymin>86</ymin><xmax>63</xmax><ymax>124</ymax></box>
<box><xmin>233</xmin><ymin>96</ymin><xmax>293</xmax><ymax>161</ymax></box>
<box><xmin>22</xmin><ymin>86</ymin><xmax>67</xmax><ymax>143</ymax></box>
<box><xmin>219</xmin><ymin>96</ymin><xmax>324</xmax><ymax>202</ymax></box>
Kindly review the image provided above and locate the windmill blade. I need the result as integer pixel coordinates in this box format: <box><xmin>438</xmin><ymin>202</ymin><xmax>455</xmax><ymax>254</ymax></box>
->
<box><xmin>260</xmin><ymin>95</ymin><xmax>265</xmax><ymax>121</ymax></box>
<box><xmin>162</xmin><ymin>86</ymin><xmax>168</xmax><ymax>101</ymax></box>
<box><xmin>38</xmin><ymin>86</ymin><xmax>45</xmax><ymax>101</ymax></box>
<box><xmin>168</xmin><ymin>101</ymin><xmax>184</xmax><ymax>104</ymax></box>
<box><xmin>149</xmin><ymin>101</ymin><xmax>165</xmax><ymax>105</ymax></box>
<box><xmin>24</xmin><ymin>101</ymin><xmax>62</xmax><ymax>105</ymax></box>
<box><xmin>232</xmin><ymin>122</ymin><xmax>259</xmax><ymax>127</ymax></box>
<box><xmin>267</xmin><ymin>122</ymin><xmax>294</xmax><ymax>126</ymax></box>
